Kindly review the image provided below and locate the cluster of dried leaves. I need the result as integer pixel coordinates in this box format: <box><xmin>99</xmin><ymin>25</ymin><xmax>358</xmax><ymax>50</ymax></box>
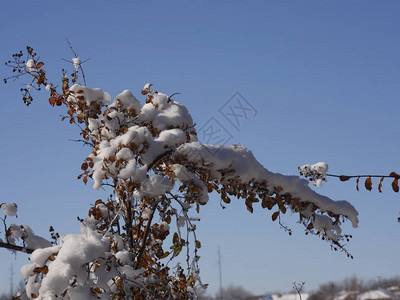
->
<box><xmin>331</xmin><ymin>172</ymin><xmax>400</xmax><ymax>193</ymax></box>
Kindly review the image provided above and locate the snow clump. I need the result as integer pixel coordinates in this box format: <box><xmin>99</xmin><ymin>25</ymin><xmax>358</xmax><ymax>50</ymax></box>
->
<box><xmin>298</xmin><ymin>161</ymin><xmax>329</xmax><ymax>186</ymax></box>
<box><xmin>1</xmin><ymin>203</ymin><xmax>18</xmax><ymax>216</ymax></box>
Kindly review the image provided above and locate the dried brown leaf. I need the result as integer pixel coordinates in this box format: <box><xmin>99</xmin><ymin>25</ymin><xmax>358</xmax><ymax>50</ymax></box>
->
<box><xmin>48</xmin><ymin>97</ymin><xmax>56</xmax><ymax>106</ymax></box>
<box><xmin>392</xmin><ymin>178</ymin><xmax>399</xmax><ymax>193</ymax></box>
<box><xmin>245</xmin><ymin>198</ymin><xmax>253</xmax><ymax>213</ymax></box>
<box><xmin>339</xmin><ymin>175</ymin><xmax>351</xmax><ymax>181</ymax></box>
<box><xmin>195</xmin><ymin>240</ymin><xmax>201</xmax><ymax>249</ymax></box>
<box><xmin>378</xmin><ymin>177</ymin><xmax>384</xmax><ymax>193</ymax></box>
<box><xmin>365</xmin><ymin>177</ymin><xmax>372</xmax><ymax>191</ymax></box>
<box><xmin>81</xmin><ymin>162</ymin><xmax>88</xmax><ymax>171</ymax></box>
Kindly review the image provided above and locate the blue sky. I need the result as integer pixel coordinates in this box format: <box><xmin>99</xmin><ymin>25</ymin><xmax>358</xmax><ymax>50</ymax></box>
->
<box><xmin>1</xmin><ymin>0</ymin><xmax>400</xmax><ymax>296</ymax></box>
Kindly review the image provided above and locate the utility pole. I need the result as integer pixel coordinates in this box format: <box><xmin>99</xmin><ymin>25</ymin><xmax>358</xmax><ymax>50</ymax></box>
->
<box><xmin>10</xmin><ymin>263</ymin><xmax>14</xmax><ymax>296</ymax></box>
<box><xmin>218</xmin><ymin>246</ymin><xmax>223</xmax><ymax>299</ymax></box>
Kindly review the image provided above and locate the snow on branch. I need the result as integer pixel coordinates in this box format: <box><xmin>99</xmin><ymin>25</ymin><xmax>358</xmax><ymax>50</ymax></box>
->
<box><xmin>2</xmin><ymin>46</ymin><xmax>360</xmax><ymax>299</ymax></box>
<box><xmin>0</xmin><ymin>203</ymin><xmax>51</xmax><ymax>256</ymax></box>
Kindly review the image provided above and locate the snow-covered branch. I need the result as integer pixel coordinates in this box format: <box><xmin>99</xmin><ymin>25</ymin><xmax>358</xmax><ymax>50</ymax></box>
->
<box><xmin>2</xmin><ymin>46</ymin><xmax>360</xmax><ymax>299</ymax></box>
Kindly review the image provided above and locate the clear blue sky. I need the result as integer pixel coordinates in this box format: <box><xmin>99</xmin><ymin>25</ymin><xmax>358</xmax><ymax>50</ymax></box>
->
<box><xmin>1</xmin><ymin>0</ymin><xmax>400</xmax><ymax>296</ymax></box>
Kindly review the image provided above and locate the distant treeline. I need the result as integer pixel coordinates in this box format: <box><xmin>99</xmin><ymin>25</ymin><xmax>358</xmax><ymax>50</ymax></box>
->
<box><xmin>309</xmin><ymin>275</ymin><xmax>400</xmax><ymax>300</ymax></box>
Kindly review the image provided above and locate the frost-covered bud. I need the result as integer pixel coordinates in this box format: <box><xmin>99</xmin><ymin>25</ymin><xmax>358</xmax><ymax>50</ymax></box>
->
<box><xmin>299</xmin><ymin>162</ymin><xmax>328</xmax><ymax>186</ymax></box>
<box><xmin>25</xmin><ymin>59</ymin><xmax>36</xmax><ymax>73</ymax></box>
<box><xmin>72</xmin><ymin>57</ymin><xmax>81</xmax><ymax>72</ymax></box>
<box><xmin>23</xmin><ymin>95</ymin><xmax>33</xmax><ymax>106</ymax></box>
<box><xmin>298</xmin><ymin>164</ymin><xmax>311</xmax><ymax>176</ymax></box>
<box><xmin>311</xmin><ymin>162</ymin><xmax>328</xmax><ymax>176</ymax></box>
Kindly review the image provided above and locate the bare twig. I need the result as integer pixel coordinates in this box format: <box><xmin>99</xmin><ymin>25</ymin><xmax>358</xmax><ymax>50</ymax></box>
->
<box><xmin>327</xmin><ymin>173</ymin><xmax>400</xmax><ymax>179</ymax></box>
<box><xmin>66</xmin><ymin>38</ymin><xmax>89</xmax><ymax>86</ymax></box>
<box><xmin>292</xmin><ymin>281</ymin><xmax>305</xmax><ymax>300</ymax></box>
<box><xmin>134</xmin><ymin>200</ymin><xmax>160</xmax><ymax>269</ymax></box>
<box><xmin>147</xmin><ymin>150</ymin><xmax>173</xmax><ymax>171</ymax></box>
<box><xmin>68</xmin><ymin>139</ymin><xmax>94</xmax><ymax>147</ymax></box>
<box><xmin>278</xmin><ymin>215</ymin><xmax>292</xmax><ymax>236</ymax></box>
<box><xmin>125</xmin><ymin>197</ymin><xmax>134</xmax><ymax>251</ymax></box>
<box><xmin>0</xmin><ymin>241</ymin><xmax>34</xmax><ymax>254</ymax></box>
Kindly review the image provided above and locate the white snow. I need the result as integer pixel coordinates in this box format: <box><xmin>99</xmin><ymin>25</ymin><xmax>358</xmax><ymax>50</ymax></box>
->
<box><xmin>158</xmin><ymin>221</ymin><xmax>170</xmax><ymax>231</ymax></box>
<box><xmin>68</xmin><ymin>84</ymin><xmax>111</xmax><ymax>108</ymax></box>
<box><xmin>312</xmin><ymin>214</ymin><xmax>341</xmax><ymax>241</ymax></box>
<box><xmin>170</xmin><ymin>163</ymin><xmax>209</xmax><ymax>204</ymax></box>
<box><xmin>156</xmin><ymin>128</ymin><xmax>186</xmax><ymax>148</ymax></box>
<box><xmin>30</xmin><ymin>245</ymin><xmax>61</xmax><ymax>267</ymax></box>
<box><xmin>67</xmin><ymin>285</ymin><xmax>99</xmax><ymax>300</ymax></box>
<box><xmin>298</xmin><ymin>162</ymin><xmax>329</xmax><ymax>186</ymax></box>
<box><xmin>21</xmin><ymin>264</ymin><xmax>38</xmax><ymax>280</ymax></box>
<box><xmin>21</xmin><ymin>225</ymin><xmax>52</xmax><ymax>250</ymax></box>
<box><xmin>175</xmin><ymin>143</ymin><xmax>359</xmax><ymax>232</ymax></box>
<box><xmin>143</xmin><ymin>83</ymin><xmax>152</xmax><ymax>92</ymax></box>
<box><xmin>8</xmin><ymin>224</ymin><xmax>23</xmax><ymax>239</ymax></box>
<box><xmin>110</xmin><ymin>89</ymin><xmax>141</xmax><ymax>112</ymax></box>
<box><xmin>36</xmin><ymin>228</ymin><xmax>109</xmax><ymax>298</ymax></box>
<box><xmin>72</xmin><ymin>57</ymin><xmax>81</xmax><ymax>72</ymax></box>
<box><xmin>356</xmin><ymin>289</ymin><xmax>395</xmax><ymax>300</ymax></box>
<box><xmin>8</xmin><ymin>83</ymin><xmax>362</xmax><ymax>299</ymax></box>
<box><xmin>1</xmin><ymin>203</ymin><xmax>18</xmax><ymax>216</ymax></box>
<box><xmin>115</xmin><ymin>250</ymin><xmax>132</xmax><ymax>265</ymax></box>
<box><xmin>311</xmin><ymin>162</ymin><xmax>328</xmax><ymax>175</ymax></box>
<box><xmin>272</xmin><ymin>293</ymin><xmax>309</xmax><ymax>300</ymax></box>
<box><xmin>26</xmin><ymin>59</ymin><xmax>35</xmax><ymax>72</ymax></box>
<box><xmin>140</xmin><ymin>174</ymin><xmax>173</xmax><ymax>197</ymax></box>
<box><xmin>26</xmin><ymin>59</ymin><xmax>35</xmax><ymax>68</ymax></box>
